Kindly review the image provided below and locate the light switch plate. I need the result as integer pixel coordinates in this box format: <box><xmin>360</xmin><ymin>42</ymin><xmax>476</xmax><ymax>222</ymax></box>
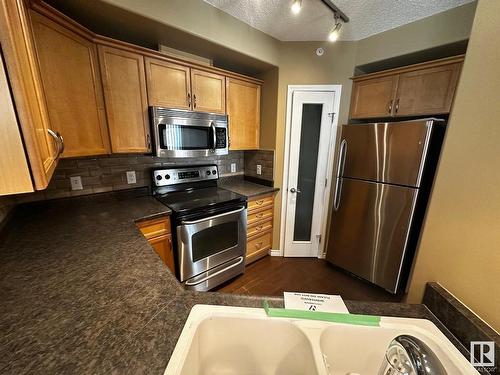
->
<box><xmin>256</xmin><ymin>164</ymin><xmax>262</xmax><ymax>175</ymax></box>
<box><xmin>70</xmin><ymin>176</ymin><xmax>83</xmax><ymax>191</ymax></box>
<box><xmin>126</xmin><ymin>171</ymin><xmax>137</xmax><ymax>184</ymax></box>
<box><xmin>230</xmin><ymin>163</ymin><xmax>236</xmax><ymax>173</ymax></box>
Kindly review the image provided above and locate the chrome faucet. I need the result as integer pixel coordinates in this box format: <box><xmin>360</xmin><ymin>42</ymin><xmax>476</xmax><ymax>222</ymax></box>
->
<box><xmin>379</xmin><ymin>335</ymin><xmax>448</xmax><ymax>375</ymax></box>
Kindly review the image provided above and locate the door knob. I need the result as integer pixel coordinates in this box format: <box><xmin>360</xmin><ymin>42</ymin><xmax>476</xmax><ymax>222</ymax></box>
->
<box><xmin>290</xmin><ymin>188</ymin><xmax>301</xmax><ymax>194</ymax></box>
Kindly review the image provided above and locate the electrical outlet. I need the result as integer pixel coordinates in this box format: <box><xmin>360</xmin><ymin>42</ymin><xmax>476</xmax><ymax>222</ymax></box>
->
<box><xmin>230</xmin><ymin>163</ymin><xmax>236</xmax><ymax>173</ymax></box>
<box><xmin>256</xmin><ymin>164</ymin><xmax>262</xmax><ymax>175</ymax></box>
<box><xmin>126</xmin><ymin>171</ymin><xmax>137</xmax><ymax>184</ymax></box>
<box><xmin>70</xmin><ymin>176</ymin><xmax>83</xmax><ymax>191</ymax></box>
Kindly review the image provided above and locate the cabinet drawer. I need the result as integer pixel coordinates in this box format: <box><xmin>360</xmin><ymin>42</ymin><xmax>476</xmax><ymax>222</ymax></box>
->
<box><xmin>248</xmin><ymin>194</ymin><xmax>274</xmax><ymax>212</ymax></box>
<box><xmin>247</xmin><ymin>208</ymin><xmax>273</xmax><ymax>226</ymax></box>
<box><xmin>247</xmin><ymin>218</ymin><xmax>273</xmax><ymax>239</ymax></box>
<box><xmin>136</xmin><ymin>216</ymin><xmax>171</xmax><ymax>239</ymax></box>
<box><xmin>247</xmin><ymin>231</ymin><xmax>272</xmax><ymax>256</ymax></box>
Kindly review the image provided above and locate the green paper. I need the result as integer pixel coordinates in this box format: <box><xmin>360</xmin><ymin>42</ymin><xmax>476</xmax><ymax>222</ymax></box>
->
<box><xmin>263</xmin><ymin>300</ymin><xmax>380</xmax><ymax>327</ymax></box>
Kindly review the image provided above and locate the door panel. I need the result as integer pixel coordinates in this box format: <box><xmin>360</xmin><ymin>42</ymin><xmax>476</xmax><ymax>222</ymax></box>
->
<box><xmin>285</xmin><ymin>91</ymin><xmax>336</xmax><ymax>257</ymax></box>
<box><xmin>98</xmin><ymin>45</ymin><xmax>150</xmax><ymax>153</ymax></box>
<box><xmin>191</xmin><ymin>69</ymin><xmax>225</xmax><ymax>114</ymax></box>
<box><xmin>394</xmin><ymin>63</ymin><xmax>461</xmax><ymax>116</ymax></box>
<box><xmin>226</xmin><ymin>77</ymin><xmax>260</xmax><ymax>150</ymax></box>
<box><xmin>31</xmin><ymin>11</ymin><xmax>110</xmax><ymax>157</ymax></box>
<box><xmin>145</xmin><ymin>57</ymin><xmax>191</xmax><ymax>110</ymax></box>
<box><xmin>350</xmin><ymin>76</ymin><xmax>398</xmax><ymax>119</ymax></box>
<box><xmin>341</xmin><ymin>120</ymin><xmax>434</xmax><ymax>187</ymax></box>
<box><xmin>326</xmin><ymin>178</ymin><xmax>418</xmax><ymax>292</ymax></box>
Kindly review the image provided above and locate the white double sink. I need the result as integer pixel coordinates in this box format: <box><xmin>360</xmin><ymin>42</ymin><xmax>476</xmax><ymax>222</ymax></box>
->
<box><xmin>165</xmin><ymin>305</ymin><xmax>478</xmax><ymax>375</ymax></box>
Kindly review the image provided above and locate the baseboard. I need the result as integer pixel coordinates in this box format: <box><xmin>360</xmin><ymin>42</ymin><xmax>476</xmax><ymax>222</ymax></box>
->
<box><xmin>269</xmin><ymin>249</ymin><xmax>281</xmax><ymax>256</ymax></box>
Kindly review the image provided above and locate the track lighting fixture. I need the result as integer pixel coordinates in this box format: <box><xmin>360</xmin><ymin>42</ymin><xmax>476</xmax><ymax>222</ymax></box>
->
<box><xmin>291</xmin><ymin>0</ymin><xmax>302</xmax><ymax>15</ymax></box>
<box><xmin>328</xmin><ymin>11</ymin><xmax>342</xmax><ymax>42</ymax></box>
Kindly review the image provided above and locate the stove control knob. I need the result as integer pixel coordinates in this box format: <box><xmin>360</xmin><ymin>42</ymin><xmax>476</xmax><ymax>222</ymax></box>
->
<box><xmin>212</xmin><ymin>170</ymin><xmax>217</xmax><ymax>175</ymax></box>
<box><xmin>206</xmin><ymin>170</ymin><xmax>211</xmax><ymax>176</ymax></box>
<box><xmin>156</xmin><ymin>175</ymin><xmax>162</xmax><ymax>181</ymax></box>
<box><xmin>165</xmin><ymin>174</ymin><xmax>170</xmax><ymax>180</ymax></box>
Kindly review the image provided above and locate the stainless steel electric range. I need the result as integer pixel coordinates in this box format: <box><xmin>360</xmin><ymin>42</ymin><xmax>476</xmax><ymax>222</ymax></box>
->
<box><xmin>152</xmin><ymin>165</ymin><xmax>247</xmax><ymax>291</ymax></box>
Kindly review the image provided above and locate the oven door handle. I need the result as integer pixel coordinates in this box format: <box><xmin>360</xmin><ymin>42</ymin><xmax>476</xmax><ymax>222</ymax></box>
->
<box><xmin>180</xmin><ymin>206</ymin><xmax>246</xmax><ymax>225</ymax></box>
<box><xmin>184</xmin><ymin>256</ymin><xmax>244</xmax><ymax>286</ymax></box>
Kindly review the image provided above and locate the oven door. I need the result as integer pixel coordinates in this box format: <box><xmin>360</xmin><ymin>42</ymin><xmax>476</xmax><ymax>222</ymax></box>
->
<box><xmin>176</xmin><ymin>206</ymin><xmax>247</xmax><ymax>282</ymax></box>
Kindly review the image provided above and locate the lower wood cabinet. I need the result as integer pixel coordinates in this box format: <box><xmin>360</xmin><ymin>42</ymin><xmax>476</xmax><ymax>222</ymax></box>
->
<box><xmin>246</xmin><ymin>193</ymin><xmax>274</xmax><ymax>264</ymax></box>
<box><xmin>136</xmin><ymin>216</ymin><xmax>175</xmax><ymax>273</ymax></box>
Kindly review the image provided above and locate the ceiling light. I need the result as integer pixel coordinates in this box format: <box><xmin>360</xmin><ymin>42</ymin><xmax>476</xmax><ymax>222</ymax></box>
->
<box><xmin>291</xmin><ymin>0</ymin><xmax>302</xmax><ymax>15</ymax></box>
<box><xmin>328</xmin><ymin>12</ymin><xmax>342</xmax><ymax>42</ymax></box>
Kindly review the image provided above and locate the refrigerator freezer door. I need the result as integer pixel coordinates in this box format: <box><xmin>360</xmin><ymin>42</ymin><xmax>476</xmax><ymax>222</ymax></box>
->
<box><xmin>341</xmin><ymin>120</ymin><xmax>434</xmax><ymax>187</ymax></box>
<box><xmin>326</xmin><ymin>178</ymin><xmax>418</xmax><ymax>292</ymax></box>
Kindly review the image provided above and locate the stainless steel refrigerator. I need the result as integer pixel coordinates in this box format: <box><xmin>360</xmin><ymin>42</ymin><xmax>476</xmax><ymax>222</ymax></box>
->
<box><xmin>326</xmin><ymin>118</ymin><xmax>445</xmax><ymax>293</ymax></box>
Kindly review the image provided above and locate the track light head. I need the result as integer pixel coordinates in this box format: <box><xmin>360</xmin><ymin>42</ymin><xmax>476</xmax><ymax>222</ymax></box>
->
<box><xmin>291</xmin><ymin>0</ymin><xmax>302</xmax><ymax>14</ymax></box>
<box><xmin>328</xmin><ymin>12</ymin><xmax>342</xmax><ymax>42</ymax></box>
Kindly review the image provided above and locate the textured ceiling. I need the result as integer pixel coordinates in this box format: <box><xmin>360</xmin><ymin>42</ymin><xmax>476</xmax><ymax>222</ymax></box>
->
<box><xmin>202</xmin><ymin>0</ymin><xmax>474</xmax><ymax>41</ymax></box>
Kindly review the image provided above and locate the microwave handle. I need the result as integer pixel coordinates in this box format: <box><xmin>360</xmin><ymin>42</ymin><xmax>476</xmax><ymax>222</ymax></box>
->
<box><xmin>210</xmin><ymin>121</ymin><xmax>216</xmax><ymax>151</ymax></box>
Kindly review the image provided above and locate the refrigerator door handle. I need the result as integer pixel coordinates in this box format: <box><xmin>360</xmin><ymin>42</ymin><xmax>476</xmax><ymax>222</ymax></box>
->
<box><xmin>333</xmin><ymin>139</ymin><xmax>347</xmax><ymax>211</ymax></box>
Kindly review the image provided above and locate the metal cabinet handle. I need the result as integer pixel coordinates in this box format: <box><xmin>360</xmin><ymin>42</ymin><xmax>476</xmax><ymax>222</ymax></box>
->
<box><xmin>193</xmin><ymin>94</ymin><xmax>197</xmax><ymax>109</ymax></box>
<box><xmin>395</xmin><ymin>98</ymin><xmax>400</xmax><ymax>113</ymax></box>
<box><xmin>47</xmin><ymin>129</ymin><xmax>64</xmax><ymax>158</ymax></box>
<box><xmin>388</xmin><ymin>99</ymin><xmax>393</xmax><ymax>114</ymax></box>
<box><xmin>187</xmin><ymin>93</ymin><xmax>191</xmax><ymax>107</ymax></box>
<box><xmin>256</xmin><ymin>200</ymin><xmax>264</xmax><ymax>205</ymax></box>
<box><xmin>289</xmin><ymin>187</ymin><xmax>301</xmax><ymax>194</ymax></box>
<box><xmin>255</xmin><ymin>242</ymin><xmax>263</xmax><ymax>249</ymax></box>
<box><xmin>146</xmin><ymin>133</ymin><xmax>151</xmax><ymax>150</ymax></box>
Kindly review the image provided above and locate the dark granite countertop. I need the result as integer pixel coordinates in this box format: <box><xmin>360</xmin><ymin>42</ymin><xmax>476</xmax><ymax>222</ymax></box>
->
<box><xmin>219</xmin><ymin>179</ymin><xmax>279</xmax><ymax>198</ymax></box>
<box><xmin>0</xmin><ymin>191</ymin><xmax>464</xmax><ymax>374</ymax></box>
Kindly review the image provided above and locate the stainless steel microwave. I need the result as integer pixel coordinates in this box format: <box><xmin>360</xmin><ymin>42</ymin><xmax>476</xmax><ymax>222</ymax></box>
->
<box><xmin>150</xmin><ymin>107</ymin><xmax>228</xmax><ymax>158</ymax></box>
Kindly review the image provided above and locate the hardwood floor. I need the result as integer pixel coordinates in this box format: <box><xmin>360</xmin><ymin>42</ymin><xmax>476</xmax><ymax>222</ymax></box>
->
<box><xmin>216</xmin><ymin>256</ymin><xmax>403</xmax><ymax>302</ymax></box>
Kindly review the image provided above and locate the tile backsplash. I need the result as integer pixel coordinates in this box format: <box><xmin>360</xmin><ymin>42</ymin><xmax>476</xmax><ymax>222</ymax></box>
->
<box><xmin>1</xmin><ymin>149</ymin><xmax>274</xmax><ymax>226</ymax></box>
<box><xmin>10</xmin><ymin>152</ymin><xmax>243</xmax><ymax>204</ymax></box>
<box><xmin>244</xmin><ymin>149</ymin><xmax>274</xmax><ymax>182</ymax></box>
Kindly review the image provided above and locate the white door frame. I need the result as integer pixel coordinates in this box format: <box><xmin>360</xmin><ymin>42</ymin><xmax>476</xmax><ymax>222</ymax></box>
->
<box><xmin>279</xmin><ymin>84</ymin><xmax>342</xmax><ymax>258</ymax></box>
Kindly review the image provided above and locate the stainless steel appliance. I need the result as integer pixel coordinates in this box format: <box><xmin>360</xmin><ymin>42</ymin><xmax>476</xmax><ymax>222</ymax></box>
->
<box><xmin>150</xmin><ymin>107</ymin><xmax>228</xmax><ymax>158</ymax></box>
<box><xmin>326</xmin><ymin>119</ymin><xmax>445</xmax><ymax>293</ymax></box>
<box><xmin>153</xmin><ymin>165</ymin><xmax>247</xmax><ymax>291</ymax></box>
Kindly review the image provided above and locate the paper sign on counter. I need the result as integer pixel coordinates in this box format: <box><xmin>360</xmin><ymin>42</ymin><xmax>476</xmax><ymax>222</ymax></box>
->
<box><xmin>283</xmin><ymin>292</ymin><xmax>349</xmax><ymax>313</ymax></box>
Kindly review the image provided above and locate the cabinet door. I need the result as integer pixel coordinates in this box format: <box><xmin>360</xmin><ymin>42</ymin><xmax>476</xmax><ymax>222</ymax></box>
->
<box><xmin>145</xmin><ymin>57</ymin><xmax>191</xmax><ymax>110</ymax></box>
<box><xmin>350</xmin><ymin>75</ymin><xmax>398</xmax><ymax>119</ymax></box>
<box><xmin>191</xmin><ymin>69</ymin><xmax>225</xmax><ymax>114</ymax></box>
<box><xmin>0</xmin><ymin>0</ymin><xmax>58</xmax><ymax>190</ymax></box>
<box><xmin>30</xmin><ymin>11</ymin><xmax>110</xmax><ymax>157</ymax></box>
<box><xmin>394</xmin><ymin>63</ymin><xmax>461</xmax><ymax>117</ymax></box>
<box><xmin>98</xmin><ymin>45</ymin><xmax>151</xmax><ymax>153</ymax></box>
<box><xmin>149</xmin><ymin>234</ymin><xmax>175</xmax><ymax>273</ymax></box>
<box><xmin>226</xmin><ymin>78</ymin><xmax>260</xmax><ymax>150</ymax></box>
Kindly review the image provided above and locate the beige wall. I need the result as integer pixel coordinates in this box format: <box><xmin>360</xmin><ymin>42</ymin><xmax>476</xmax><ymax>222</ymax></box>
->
<box><xmin>406</xmin><ymin>0</ymin><xmax>500</xmax><ymax>331</ymax></box>
<box><xmin>355</xmin><ymin>2</ymin><xmax>477</xmax><ymax>66</ymax></box>
<box><xmin>101</xmin><ymin>0</ymin><xmax>281</xmax><ymax>66</ymax></box>
<box><xmin>256</xmin><ymin>68</ymin><xmax>279</xmax><ymax>150</ymax></box>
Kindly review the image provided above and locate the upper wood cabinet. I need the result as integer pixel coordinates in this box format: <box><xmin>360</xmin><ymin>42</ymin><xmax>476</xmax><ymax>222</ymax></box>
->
<box><xmin>98</xmin><ymin>45</ymin><xmax>151</xmax><ymax>153</ymax></box>
<box><xmin>394</xmin><ymin>63</ymin><xmax>461</xmax><ymax>117</ymax></box>
<box><xmin>30</xmin><ymin>11</ymin><xmax>110</xmax><ymax>158</ymax></box>
<box><xmin>0</xmin><ymin>0</ymin><xmax>58</xmax><ymax>191</ymax></box>
<box><xmin>350</xmin><ymin>76</ymin><xmax>398</xmax><ymax>119</ymax></box>
<box><xmin>191</xmin><ymin>69</ymin><xmax>226</xmax><ymax>114</ymax></box>
<box><xmin>350</xmin><ymin>56</ymin><xmax>463</xmax><ymax>120</ymax></box>
<box><xmin>145</xmin><ymin>57</ymin><xmax>191</xmax><ymax>110</ymax></box>
<box><xmin>226</xmin><ymin>77</ymin><xmax>261</xmax><ymax>150</ymax></box>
